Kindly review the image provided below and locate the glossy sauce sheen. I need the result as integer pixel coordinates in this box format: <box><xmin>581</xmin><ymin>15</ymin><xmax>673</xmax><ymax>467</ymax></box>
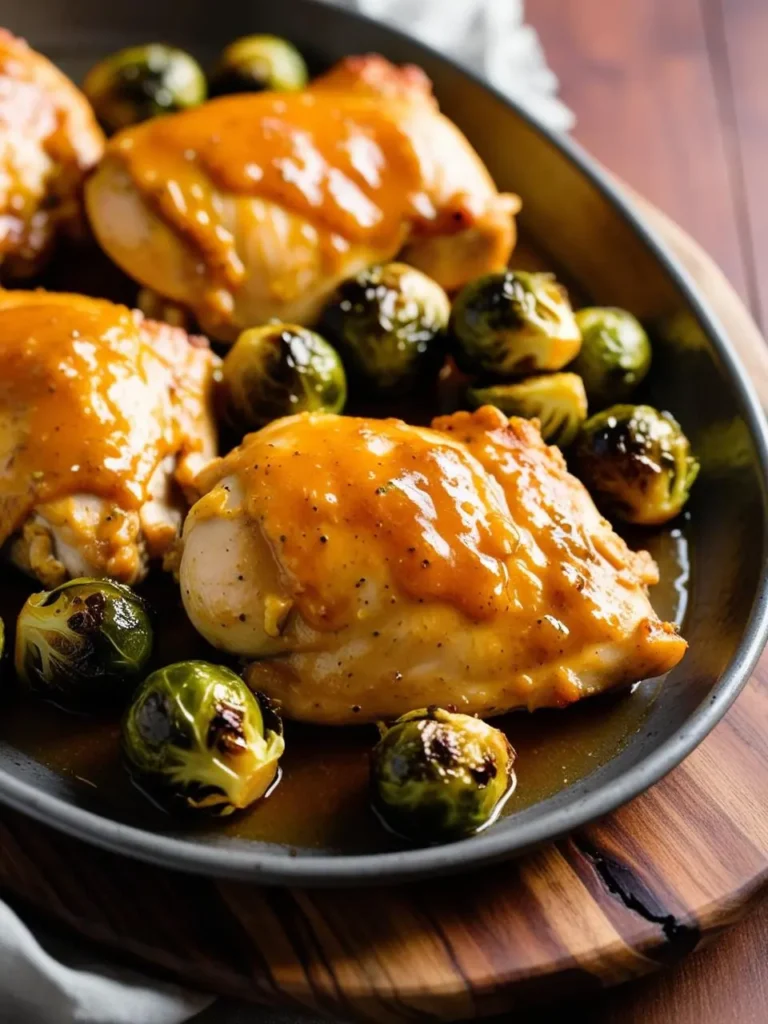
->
<box><xmin>112</xmin><ymin>93</ymin><xmax>425</xmax><ymax>287</ymax></box>
<box><xmin>0</xmin><ymin>42</ymin><xmax>59</xmax><ymax>157</ymax></box>
<box><xmin>214</xmin><ymin>416</ymin><xmax>519</xmax><ymax>626</ymax></box>
<box><xmin>0</xmin><ymin>528</ymin><xmax>688</xmax><ymax>852</ymax></box>
<box><xmin>0</xmin><ymin>235</ymin><xmax>690</xmax><ymax>852</ymax></box>
<box><xmin>0</xmin><ymin>30</ymin><xmax>103</xmax><ymax>267</ymax></box>
<box><xmin>0</xmin><ymin>294</ymin><xmax>201</xmax><ymax>544</ymax></box>
<box><xmin>192</xmin><ymin>409</ymin><xmax>683</xmax><ymax>726</ymax></box>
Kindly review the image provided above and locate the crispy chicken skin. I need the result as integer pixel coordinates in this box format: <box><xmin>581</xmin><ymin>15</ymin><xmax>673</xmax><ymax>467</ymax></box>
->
<box><xmin>85</xmin><ymin>54</ymin><xmax>520</xmax><ymax>342</ymax></box>
<box><xmin>0</xmin><ymin>30</ymin><xmax>105</xmax><ymax>281</ymax></box>
<box><xmin>179</xmin><ymin>408</ymin><xmax>686</xmax><ymax>724</ymax></box>
<box><xmin>0</xmin><ymin>289</ymin><xmax>219</xmax><ymax>586</ymax></box>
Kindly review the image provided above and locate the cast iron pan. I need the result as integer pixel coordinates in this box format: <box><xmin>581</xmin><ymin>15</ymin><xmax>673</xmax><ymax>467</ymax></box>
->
<box><xmin>0</xmin><ymin>0</ymin><xmax>767</xmax><ymax>885</ymax></box>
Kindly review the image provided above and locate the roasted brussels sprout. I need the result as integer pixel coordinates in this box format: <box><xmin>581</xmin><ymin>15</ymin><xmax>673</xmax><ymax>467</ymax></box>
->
<box><xmin>83</xmin><ymin>44</ymin><xmax>207</xmax><ymax>133</ymax></box>
<box><xmin>320</xmin><ymin>263</ymin><xmax>451</xmax><ymax>393</ymax></box>
<box><xmin>209</xmin><ymin>35</ymin><xmax>308</xmax><ymax>96</ymax></box>
<box><xmin>223</xmin><ymin>323</ymin><xmax>346</xmax><ymax>429</ymax></box>
<box><xmin>574</xmin><ymin>405</ymin><xmax>700</xmax><ymax>525</ymax></box>
<box><xmin>370</xmin><ymin>707</ymin><xmax>515</xmax><ymax>843</ymax></box>
<box><xmin>468</xmin><ymin>372</ymin><xmax>588</xmax><ymax>447</ymax></box>
<box><xmin>15</xmin><ymin>578</ymin><xmax>153</xmax><ymax>711</ymax></box>
<box><xmin>123</xmin><ymin>661</ymin><xmax>284</xmax><ymax>816</ymax></box>
<box><xmin>571</xmin><ymin>307</ymin><xmax>652</xmax><ymax>407</ymax></box>
<box><xmin>450</xmin><ymin>270</ymin><xmax>581</xmax><ymax>377</ymax></box>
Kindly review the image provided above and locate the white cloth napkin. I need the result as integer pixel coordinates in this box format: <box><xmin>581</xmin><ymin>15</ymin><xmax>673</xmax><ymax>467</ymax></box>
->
<box><xmin>0</xmin><ymin>904</ymin><xmax>212</xmax><ymax>1023</ymax></box>
<box><xmin>333</xmin><ymin>0</ymin><xmax>574</xmax><ymax>131</ymax></box>
<box><xmin>0</xmin><ymin>3</ymin><xmax>571</xmax><ymax>1022</ymax></box>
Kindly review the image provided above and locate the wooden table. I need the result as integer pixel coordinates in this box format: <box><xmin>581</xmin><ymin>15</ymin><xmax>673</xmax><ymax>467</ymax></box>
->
<box><xmin>0</xmin><ymin>5</ymin><xmax>763</xmax><ymax>1022</ymax></box>
<box><xmin>195</xmin><ymin>6</ymin><xmax>768</xmax><ymax>1019</ymax></box>
<box><xmin>524</xmin><ymin>1</ymin><xmax>768</xmax><ymax>1019</ymax></box>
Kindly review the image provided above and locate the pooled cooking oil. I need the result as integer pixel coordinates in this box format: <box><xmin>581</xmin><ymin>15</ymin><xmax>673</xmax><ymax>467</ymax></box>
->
<box><xmin>0</xmin><ymin>525</ymin><xmax>689</xmax><ymax>854</ymax></box>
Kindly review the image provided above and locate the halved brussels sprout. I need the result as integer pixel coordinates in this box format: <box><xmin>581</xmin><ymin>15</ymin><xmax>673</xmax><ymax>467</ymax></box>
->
<box><xmin>83</xmin><ymin>44</ymin><xmax>207</xmax><ymax>133</ymax></box>
<box><xmin>370</xmin><ymin>707</ymin><xmax>515</xmax><ymax>843</ymax></box>
<box><xmin>15</xmin><ymin>578</ymin><xmax>153</xmax><ymax>711</ymax></box>
<box><xmin>468</xmin><ymin>372</ymin><xmax>588</xmax><ymax>447</ymax></box>
<box><xmin>571</xmin><ymin>307</ymin><xmax>652</xmax><ymax>408</ymax></box>
<box><xmin>574</xmin><ymin>404</ymin><xmax>700</xmax><ymax>525</ymax></box>
<box><xmin>450</xmin><ymin>270</ymin><xmax>581</xmax><ymax>377</ymax></box>
<box><xmin>320</xmin><ymin>262</ymin><xmax>451</xmax><ymax>393</ymax></box>
<box><xmin>223</xmin><ymin>323</ymin><xmax>346</xmax><ymax>429</ymax></box>
<box><xmin>123</xmin><ymin>661</ymin><xmax>284</xmax><ymax>816</ymax></box>
<box><xmin>209</xmin><ymin>35</ymin><xmax>308</xmax><ymax>96</ymax></box>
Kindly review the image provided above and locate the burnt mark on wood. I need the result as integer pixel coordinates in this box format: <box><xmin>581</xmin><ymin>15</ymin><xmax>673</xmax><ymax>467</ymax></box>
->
<box><xmin>572</xmin><ymin>836</ymin><xmax>700</xmax><ymax>961</ymax></box>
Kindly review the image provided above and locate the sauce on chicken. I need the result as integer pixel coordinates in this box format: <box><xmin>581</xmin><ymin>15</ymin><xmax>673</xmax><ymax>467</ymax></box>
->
<box><xmin>86</xmin><ymin>55</ymin><xmax>520</xmax><ymax>339</ymax></box>
<box><xmin>0</xmin><ymin>291</ymin><xmax>218</xmax><ymax>581</ymax></box>
<box><xmin>0</xmin><ymin>30</ymin><xmax>104</xmax><ymax>279</ymax></box>
<box><xmin>194</xmin><ymin>415</ymin><xmax>519</xmax><ymax>626</ymax></box>
<box><xmin>115</xmin><ymin>92</ymin><xmax>427</xmax><ymax>279</ymax></box>
<box><xmin>182</xmin><ymin>410</ymin><xmax>687</xmax><ymax>724</ymax></box>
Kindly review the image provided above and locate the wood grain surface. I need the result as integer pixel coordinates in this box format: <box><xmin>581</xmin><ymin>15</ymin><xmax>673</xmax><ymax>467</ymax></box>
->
<box><xmin>530</xmin><ymin>0</ymin><xmax>768</xmax><ymax>326</ymax></box>
<box><xmin>529</xmin><ymin>0</ymin><xmax>754</xmax><ymax>309</ymax></box>
<box><xmin>715</xmin><ymin>0</ymin><xmax>768</xmax><ymax>332</ymax></box>
<box><xmin>528</xmin><ymin>3</ymin><xmax>768</xmax><ymax>1020</ymax></box>
<box><xmin>0</xmin><ymin>202</ymin><xmax>765</xmax><ymax>1022</ymax></box>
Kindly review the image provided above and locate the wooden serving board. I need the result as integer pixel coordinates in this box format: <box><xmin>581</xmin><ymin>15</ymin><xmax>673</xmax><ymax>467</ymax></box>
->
<box><xmin>0</xmin><ymin>199</ymin><xmax>767</xmax><ymax>1022</ymax></box>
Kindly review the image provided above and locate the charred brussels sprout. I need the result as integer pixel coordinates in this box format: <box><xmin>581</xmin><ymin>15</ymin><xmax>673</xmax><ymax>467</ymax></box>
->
<box><xmin>223</xmin><ymin>324</ymin><xmax>346</xmax><ymax>429</ymax></box>
<box><xmin>123</xmin><ymin>661</ymin><xmax>284</xmax><ymax>816</ymax></box>
<box><xmin>320</xmin><ymin>263</ymin><xmax>451</xmax><ymax>393</ymax></box>
<box><xmin>370</xmin><ymin>707</ymin><xmax>515</xmax><ymax>843</ymax></box>
<box><xmin>575</xmin><ymin>404</ymin><xmax>699</xmax><ymax>525</ymax></box>
<box><xmin>15</xmin><ymin>578</ymin><xmax>153</xmax><ymax>711</ymax></box>
<box><xmin>571</xmin><ymin>307</ymin><xmax>651</xmax><ymax>408</ymax></box>
<box><xmin>450</xmin><ymin>270</ymin><xmax>581</xmax><ymax>377</ymax></box>
<box><xmin>209</xmin><ymin>35</ymin><xmax>308</xmax><ymax>96</ymax></box>
<box><xmin>468</xmin><ymin>373</ymin><xmax>588</xmax><ymax>447</ymax></box>
<box><xmin>83</xmin><ymin>44</ymin><xmax>207</xmax><ymax>133</ymax></box>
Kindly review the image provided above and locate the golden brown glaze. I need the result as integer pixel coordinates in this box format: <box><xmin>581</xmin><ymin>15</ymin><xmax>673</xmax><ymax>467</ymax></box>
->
<box><xmin>0</xmin><ymin>289</ymin><xmax>219</xmax><ymax>584</ymax></box>
<box><xmin>196</xmin><ymin>414</ymin><xmax>519</xmax><ymax>627</ymax></box>
<box><xmin>0</xmin><ymin>30</ymin><xmax>104</xmax><ymax>280</ymax></box>
<box><xmin>0</xmin><ymin>522</ymin><xmax>688</xmax><ymax>852</ymax></box>
<box><xmin>116</xmin><ymin>93</ymin><xmax>425</xmax><ymax>255</ymax></box>
<box><xmin>180</xmin><ymin>409</ymin><xmax>686</xmax><ymax>724</ymax></box>
<box><xmin>433</xmin><ymin>408</ymin><xmax>684</xmax><ymax>698</ymax></box>
<box><xmin>86</xmin><ymin>55</ymin><xmax>519</xmax><ymax>340</ymax></box>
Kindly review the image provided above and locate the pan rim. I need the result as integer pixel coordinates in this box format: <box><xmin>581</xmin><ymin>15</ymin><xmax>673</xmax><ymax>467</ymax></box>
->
<box><xmin>1</xmin><ymin>0</ymin><xmax>767</xmax><ymax>886</ymax></box>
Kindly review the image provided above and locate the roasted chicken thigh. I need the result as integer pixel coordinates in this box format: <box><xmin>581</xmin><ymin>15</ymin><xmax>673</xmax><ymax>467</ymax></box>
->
<box><xmin>0</xmin><ymin>289</ymin><xmax>219</xmax><ymax>586</ymax></box>
<box><xmin>180</xmin><ymin>407</ymin><xmax>686</xmax><ymax>724</ymax></box>
<box><xmin>85</xmin><ymin>55</ymin><xmax>520</xmax><ymax>342</ymax></box>
<box><xmin>0</xmin><ymin>30</ymin><xmax>105</xmax><ymax>281</ymax></box>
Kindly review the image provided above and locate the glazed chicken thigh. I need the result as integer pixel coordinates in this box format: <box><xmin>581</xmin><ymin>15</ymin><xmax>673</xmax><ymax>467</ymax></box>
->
<box><xmin>0</xmin><ymin>289</ymin><xmax>219</xmax><ymax>586</ymax></box>
<box><xmin>180</xmin><ymin>407</ymin><xmax>686</xmax><ymax>724</ymax></box>
<box><xmin>0</xmin><ymin>30</ymin><xmax>105</xmax><ymax>281</ymax></box>
<box><xmin>85</xmin><ymin>55</ymin><xmax>520</xmax><ymax>342</ymax></box>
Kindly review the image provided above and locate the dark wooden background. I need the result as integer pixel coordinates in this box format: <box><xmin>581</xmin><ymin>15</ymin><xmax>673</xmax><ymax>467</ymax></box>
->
<box><xmin>521</xmin><ymin>0</ymin><xmax>768</xmax><ymax>1019</ymax></box>
<box><xmin>529</xmin><ymin>0</ymin><xmax>766</xmax><ymax>331</ymax></box>
<box><xmin>2</xmin><ymin>3</ymin><xmax>765</xmax><ymax>1022</ymax></box>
